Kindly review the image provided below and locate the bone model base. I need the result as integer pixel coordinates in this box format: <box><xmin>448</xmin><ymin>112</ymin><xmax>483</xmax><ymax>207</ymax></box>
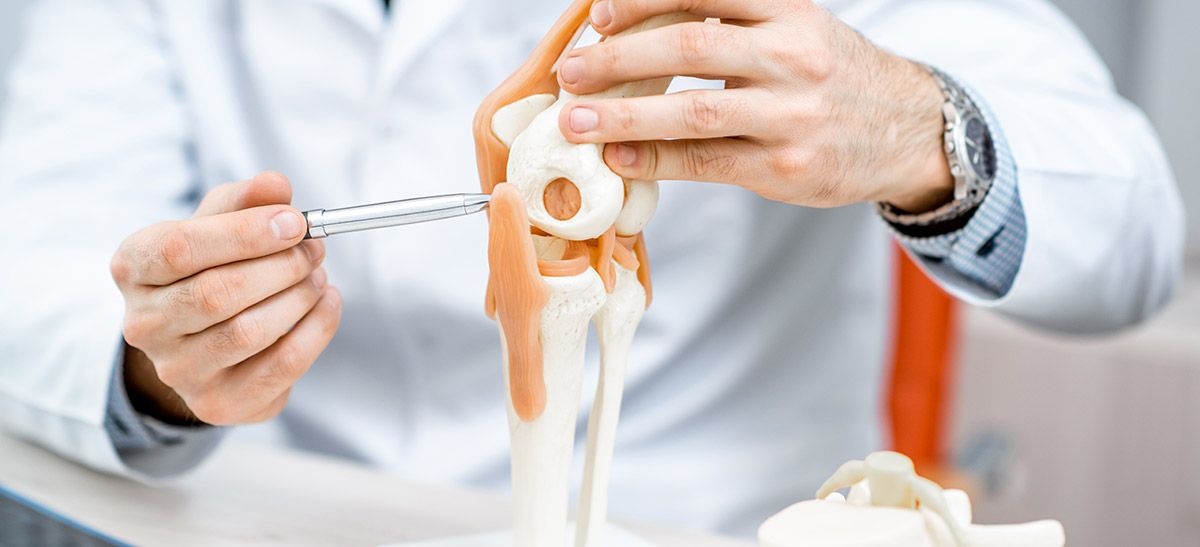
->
<box><xmin>384</xmin><ymin>522</ymin><xmax>656</xmax><ymax>547</ymax></box>
<box><xmin>758</xmin><ymin>452</ymin><xmax>1066</xmax><ymax>547</ymax></box>
<box><xmin>472</xmin><ymin>2</ymin><xmax>693</xmax><ymax>546</ymax></box>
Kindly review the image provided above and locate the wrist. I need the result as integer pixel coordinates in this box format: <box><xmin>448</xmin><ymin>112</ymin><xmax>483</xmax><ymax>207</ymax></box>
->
<box><xmin>123</xmin><ymin>345</ymin><xmax>200</xmax><ymax>426</ymax></box>
<box><xmin>887</xmin><ymin>147</ymin><xmax>955</xmax><ymax>213</ymax></box>
<box><xmin>878</xmin><ymin>58</ymin><xmax>954</xmax><ymax>213</ymax></box>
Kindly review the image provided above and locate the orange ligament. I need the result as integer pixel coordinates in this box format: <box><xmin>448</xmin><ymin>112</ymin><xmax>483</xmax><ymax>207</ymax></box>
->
<box><xmin>487</xmin><ymin>184</ymin><xmax>551</xmax><ymax>421</ymax></box>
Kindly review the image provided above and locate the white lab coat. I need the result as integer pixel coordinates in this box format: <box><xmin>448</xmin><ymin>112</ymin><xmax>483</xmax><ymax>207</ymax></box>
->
<box><xmin>0</xmin><ymin>0</ymin><xmax>1183</xmax><ymax>536</ymax></box>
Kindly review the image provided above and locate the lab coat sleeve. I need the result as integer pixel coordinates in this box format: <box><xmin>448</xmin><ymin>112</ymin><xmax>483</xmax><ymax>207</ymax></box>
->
<box><xmin>888</xmin><ymin>82</ymin><xmax>1027</xmax><ymax>298</ymax></box>
<box><xmin>105</xmin><ymin>347</ymin><xmax>226</xmax><ymax>477</ymax></box>
<box><xmin>0</xmin><ymin>0</ymin><xmax>221</xmax><ymax>478</ymax></box>
<box><xmin>856</xmin><ymin>0</ymin><xmax>1186</xmax><ymax>334</ymax></box>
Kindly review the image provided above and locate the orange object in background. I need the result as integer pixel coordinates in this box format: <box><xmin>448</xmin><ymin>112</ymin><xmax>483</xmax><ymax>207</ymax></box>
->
<box><xmin>886</xmin><ymin>244</ymin><xmax>959</xmax><ymax>478</ymax></box>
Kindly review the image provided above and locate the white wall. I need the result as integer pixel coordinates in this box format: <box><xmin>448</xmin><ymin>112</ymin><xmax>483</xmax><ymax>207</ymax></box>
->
<box><xmin>1137</xmin><ymin>0</ymin><xmax>1200</xmax><ymax>253</ymax></box>
<box><xmin>1051</xmin><ymin>0</ymin><xmax>1200</xmax><ymax>251</ymax></box>
<box><xmin>0</xmin><ymin>0</ymin><xmax>31</xmax><ymax>115</ymax></box>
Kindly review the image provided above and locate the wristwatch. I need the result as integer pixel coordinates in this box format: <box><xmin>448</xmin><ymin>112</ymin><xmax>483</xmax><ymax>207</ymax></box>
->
<box><xmin>878</xmin><ymin>65</ymin><xmax>997</xmax><ymax>237</ymax></box>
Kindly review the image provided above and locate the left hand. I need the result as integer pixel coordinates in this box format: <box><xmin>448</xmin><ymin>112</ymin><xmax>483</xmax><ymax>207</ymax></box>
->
<box><xmin>557</xmin><ymin>0</ymin><xmax>954</xmax><ymax>213</ymax></box>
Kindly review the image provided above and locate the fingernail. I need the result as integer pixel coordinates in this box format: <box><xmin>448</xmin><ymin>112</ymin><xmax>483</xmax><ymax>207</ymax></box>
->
<box><xmin>617</xmin><ymin>144</ymin><xmax>638</xmax><ymax>167</ymax></box>
<box><xmin>559</xmin><ymin>56</ymin><xmax>584</xmax><ymax>85</ymax></box>
<box><xmin>310</xmin><ymin>268</ymin><xmax>327</xmax><ymax>289</ymax></box>
<box><xmin>271</xmin><ymin>210</ymin><xmax>304</xmax><ymax>240</ymax></box>
<box><xmin>569</xmin><ymin>107</ymin><xmax>600</xmax><ymax>133</ymax></box>
<box><xmin>590</xmin><ymin>0</ymin><xmax>613</xmax><ymax>27</ymax></box>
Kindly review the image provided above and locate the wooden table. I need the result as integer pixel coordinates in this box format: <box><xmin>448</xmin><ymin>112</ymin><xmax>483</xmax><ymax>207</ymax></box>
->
<box><xmin>0</xmin><ymin>434</ymin><xmax>753</xmax><ymax>547</ymax></box>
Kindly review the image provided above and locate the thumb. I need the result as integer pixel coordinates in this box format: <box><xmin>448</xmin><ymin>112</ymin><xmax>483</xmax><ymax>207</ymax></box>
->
<box><xmin>193</xmin><ymin>171</ymin><xmax>294</xmax><ymax>218</ymax></box>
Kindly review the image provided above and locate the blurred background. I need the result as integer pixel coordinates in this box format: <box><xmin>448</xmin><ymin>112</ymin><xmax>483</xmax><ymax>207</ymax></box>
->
<box><xmin>1</xmin><ymin>1</ymin><xmax>1196</xmax><ymax>545</ymax></box>
<box><xmin>948</xmin><ymin>1</ymin><xmax>1199</xmax><ymax>546</ymax></box>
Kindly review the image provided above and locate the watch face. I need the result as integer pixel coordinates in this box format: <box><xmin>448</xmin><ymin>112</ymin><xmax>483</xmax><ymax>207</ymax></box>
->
<box><xmin>962</xmin><ymin>115</ymin><xmax>997</xmax><ymax>180</ymax></box>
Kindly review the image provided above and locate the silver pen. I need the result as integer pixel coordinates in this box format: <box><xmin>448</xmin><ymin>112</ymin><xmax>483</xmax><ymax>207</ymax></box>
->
<box><xmin>302</xmin><ymin>193</ymin><xmax>491</xmax><ymax>239</ymax></box>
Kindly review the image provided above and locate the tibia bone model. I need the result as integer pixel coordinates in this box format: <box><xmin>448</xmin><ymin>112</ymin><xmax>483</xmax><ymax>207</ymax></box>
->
<box><xmin>575</xmin><ymin>263</ymin><xmax>645</xmax><ymax>547</ymax></box>
<box><xmin>473</xmin><ymin>1</ymin><xmax>696</xmax><ymax>545</ymax></box>
<box><xmin>758</xmin><ymin>451</ymin><xmax>1066</xmax><ymax>547</ymax></box>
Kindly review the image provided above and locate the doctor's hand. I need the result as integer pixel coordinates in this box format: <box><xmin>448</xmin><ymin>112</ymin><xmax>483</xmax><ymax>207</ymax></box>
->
<box><xmin>558</xmin><ymin>0</ymin><xmax>954</xmax><ymax>213</ymax></box>
<box><xmin>111</xmin><ymin>172</ymin><xmax>342</xmax><ymax>426</ymax></box>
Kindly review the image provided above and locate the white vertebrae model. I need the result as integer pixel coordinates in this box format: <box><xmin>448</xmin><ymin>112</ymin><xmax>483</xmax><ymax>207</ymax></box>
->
<box><xmin>758</xmin><ymin>452</ymin><xmax>1066</xmax><ymax>547</ymax></box>
<box><xmin>475</xmin><ymin>5</ymin><xmax>696</xmax><ymax>547</ymax></box>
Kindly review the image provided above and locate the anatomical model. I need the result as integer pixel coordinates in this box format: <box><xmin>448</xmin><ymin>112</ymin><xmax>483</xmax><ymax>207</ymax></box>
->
<box><xmin>758</xmin><ymin>451</ymin><xmax>1066</xmax><ymax>547</ymax></box>
<box><xmin>472</xmin><ymin>2</ymin><xmax>697</xmax><ymax>546</ymax></box>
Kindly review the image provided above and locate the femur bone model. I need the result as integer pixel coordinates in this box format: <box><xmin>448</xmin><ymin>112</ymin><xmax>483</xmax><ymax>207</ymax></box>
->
<box><xmin>472</xmin><ymin>2</ymin><xmax>698</xmax><ymax>546</ymax></box>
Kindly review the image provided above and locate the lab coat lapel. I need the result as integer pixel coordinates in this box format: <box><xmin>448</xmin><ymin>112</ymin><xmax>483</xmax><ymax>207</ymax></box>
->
<box><xmin>373</xmin><ymin>0</ymin><xmax>470</xmax><ymax>97</ymax></box>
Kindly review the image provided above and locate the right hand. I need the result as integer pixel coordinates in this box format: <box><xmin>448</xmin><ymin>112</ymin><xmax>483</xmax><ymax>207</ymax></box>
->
<box><xmin>111</xmin><ymin>172</ymin><xmax>342</xmax><ymax>426</ymax></box>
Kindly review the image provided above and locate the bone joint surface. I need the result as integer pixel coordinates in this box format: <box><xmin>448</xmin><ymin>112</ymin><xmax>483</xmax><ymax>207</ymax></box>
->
<box><xmin>758</xmin><ymin>451</ymin><xmax>1067</xmax><ymax>547</ymax></box>
<box><xmin>473</xmin><ymin>2</ymin><xmax>696</xmax><ymax>545</ymax></box>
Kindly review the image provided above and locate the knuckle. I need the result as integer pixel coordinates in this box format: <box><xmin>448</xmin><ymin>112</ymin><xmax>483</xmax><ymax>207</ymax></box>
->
<box><xmin>157</xmin><ymin>226</ymin><xmax>195</xmax><ymax>277</ymax></box>
<box><xmin>230</xmin><ymin>214</ymin><xmax>264</xmax><ymax>252</ymax></box>
<box><xmin>763</xmin><ymin>40</ymin><xmax>801</xmax><ymax>73</ymax></box>
<box><xmin>269</xmin><ymin>346</ymin><xmax>306</xmax><ymax>383</ymax></box>
<box><xmin>285</xmin><ymin>246</ymin><xmax>314</xmax><ymax>280</ymax></box>
<box><xmin>683</xmin><ymin>142</ymin><xmax>711</xmax><ymax>176</ymax></box>
<box><xmin>613</xmin><ymin>101</ymin><xmax>638</xmax><ymax>132</ymax></box>
<box><xmin>684</xmin><ymin>94</ymin><xmax>726</xmax><ymax>135</ymax></box>
<box><xmin>804</xmin><ymin>47</ymin><xmax>835</xmax><ymax>81</ymax></box>
<box><xmin>165</xmin><ymin>282</ymin><xmax>194</xmax><ymax>316</ymax></box>
<box><xmin>110</xmin><ymin>246</ymin><xmax>133</xmax><ymax>285</ymax></box>
<box><xmin>122</xmin><ymin>314</ymin><xmax>158</xmax><ymax>347</ymax></box>
<box><xmin>766</xmin><ymin>38</ymin><xmax>834</xmax><ymax>82</ymax></box>
<box><xmin>194</xmin><ymin>273</ymin><xmax>236</xmax><ymax>317</ymax></box>
<box><xmin>768</xmin><ymin>148</ymin><xmax>810</xmax><ymax>180</ymax></box>
<box><xmin>598</xmin><ymin>42</ymin><xmax>623</xmax><ymax>74</ymax></box>
<box><xmin>682</xmin><ymin>141</ymin><xmax>736</xmax><ymax>179</ymax></box>
<box><xmin>639</xmin><ymin>142</ymin><xmax>661</xmax><ymax>179</ymax></box>
<box><xmin>676</xmin><ymin>24</ymin><xmax>719</xmax><ymax>66</ymax></box>
<box><xmin>790</xmin><ymin>96</ymin><xmax>827</xmax><ymax>126</ymax></box>
<box><xmin>248</xmin><ymin>389</ymin><xmax>291</xmax><ymax>424</ymax></box>
<box><xmin>201</xmin><ymin>182</ymin><xmax>237</xmax><ymax>210</ymax></box>
<box><xmin>210</xmin><ymin>314</ymin><xmax>263</xmax><ymax>354</ymax></box>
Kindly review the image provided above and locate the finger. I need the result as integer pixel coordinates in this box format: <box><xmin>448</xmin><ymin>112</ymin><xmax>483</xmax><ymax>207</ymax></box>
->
<box><xmin>591</xmin><ymin>0</ymin><xmax>781</xmax><ymax>35</ymax></box>
<box><xmin>222</xmin><ymin>288</ymin><xmax>342</xmax><ymax>420</ymax></box>
<box><xmin>119</xmin><ymin>204</ymin><xmax>308</xmax><ymax>286</ymax></box>
<box><xmin>243</xmin><ymin>388</ymin><xmax>293</xmax><ymax>424</ymax></box>
<box><xmin>194</xmin><ymin>172</ymin><xmax>293</xmax><ymax>218</ymax></box>
<box><xmin>558</xmin><ymin>22</ymin><xmax>764</xmax><ymax>94</ymax></box>
<box><xmin>156</xmin><ymin>240</ymin><xmax>326</xmax><ymax>334</ymax></box>
<box><xmin>603</xmin><ymin>138</ymin><xmax>767</xmax><ymax>184</ymax></box>
<box><xmin>561</xmin><ymin>89</ymin><xmax>762</xmax><ymax>143</ymax></box>
<box><xmin>182</xmin><ymin>269</ymin><xmax>329</xmax><ymax>375</ymax></box>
